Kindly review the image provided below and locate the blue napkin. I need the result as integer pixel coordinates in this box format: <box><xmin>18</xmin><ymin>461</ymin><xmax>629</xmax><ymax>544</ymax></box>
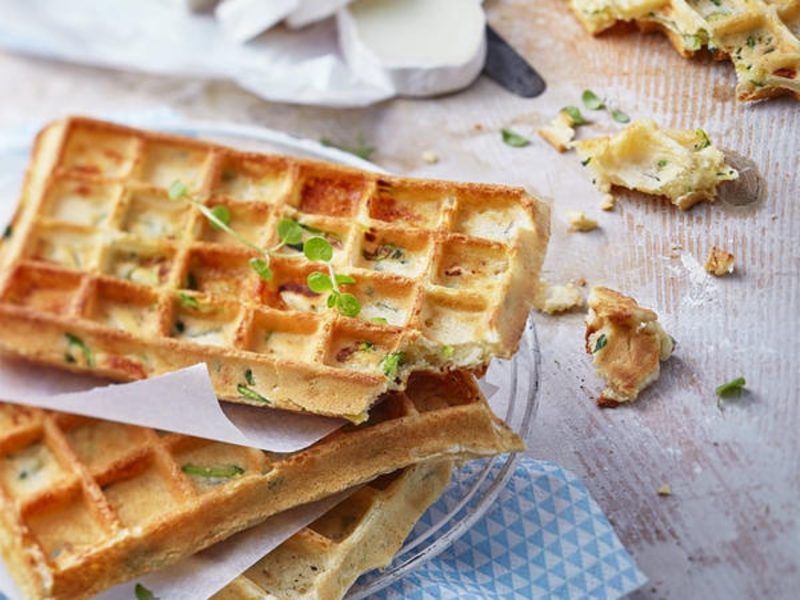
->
<box><xmin>360</xmin><ymin>458</ymin><xmax>646</xmax><ymax>599</ymax></box>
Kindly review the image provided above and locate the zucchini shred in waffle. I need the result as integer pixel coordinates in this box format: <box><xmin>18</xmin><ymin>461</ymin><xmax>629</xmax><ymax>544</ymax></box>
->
<box><xmin>0</xmin><ymin>371</ymin><xmax>522</xmax><ymax>599</ymax></box>
<box><xmin>569</xmin><ymin>0</ymin><xmax>800</xmax><ymax>101</ymax></box>
<box><xmin>0</xmin><ymin>117</ymin><xmax>549</xmax><ymax>422</ymax></box>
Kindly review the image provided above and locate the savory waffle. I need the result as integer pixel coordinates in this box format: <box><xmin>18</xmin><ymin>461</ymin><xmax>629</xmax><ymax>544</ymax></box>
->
<box><xmin>569</xmin><ymin>0</ymin><xmax>800</xmax><ymax>101</ymax></box>
<box><xmin>0</xmin><ymin>117</ymin><xmax>550</xmax><ymax>421</ymax></box>
<box><xmin>0</xmin><ymin>371</ymin><xmax>522</xmax><ymax>599</ymax></box>
<box><xmin>214</xmin><ymin>460</ymin><xmax>453</xmax><ymax>600</ymax></box>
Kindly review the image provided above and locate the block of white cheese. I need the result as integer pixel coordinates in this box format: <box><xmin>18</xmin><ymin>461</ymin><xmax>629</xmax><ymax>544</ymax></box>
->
<box><xmin>286</xmin><ymin>0</ymin><xmax>353</xmax><ymax>29</ymax></box>
<box><xmin>215</xmin><ymin>0</ymin><xmax>299</xmax><ymax>43</ymax></box>
<box><xmin>337</xmin><ymin>0</ymin><xmax>487</xmax><ymax>97</ymax></box>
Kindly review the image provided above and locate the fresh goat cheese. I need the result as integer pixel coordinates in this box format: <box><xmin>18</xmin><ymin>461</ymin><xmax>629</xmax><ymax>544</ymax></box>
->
<box><xmin>338</xmin><ymin>0</ymin><xmax>487</xmax><ymax>97</ymax></box>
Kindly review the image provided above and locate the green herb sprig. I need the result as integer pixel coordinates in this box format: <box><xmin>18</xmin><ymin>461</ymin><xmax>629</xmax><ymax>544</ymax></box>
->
<box><xmin>501</xmin><ymin>128</ymin><xmax>531</xmax><ymax>148</ymax></box>
<box><xmin>65</xmin><ymin>333</ymin><xmax>94</xmax><ymax>368</ymax></box>
<box><xmin>320</xmin><ymin>135</ymin><xmax>375</xmax><ymax>161</ymax></box>
<box><xmin>170</xmin><ymin>180</ymin><xmax>360</xmax><ymax>317</ymax></box>
<box><xmin>716</xmin><ymin>377</ymin><xmax>745</xmax><ymax>397</ymax></box>
<box><xmin>694</xmin><ymin>129</ymin><xmax>712</xmax><ymax>151</ymax></box>
<box><xmin>305</xmin><ymin>237</ymin><xmax>361</xmax><ymax>317</ymax></box>
<box><xmin>593</xmin><ymin>333</ymin><xmax>608</xmax><ymax>353</ymax></box>
<box><xmin>134</xmin><ymin>583</ymin><xmax>154</xmax><ymax>600</ymax></box>
<box><xmin>716</xmin><ymin>376</ymin><xmax>746</xmax><ymax>411</ymax></box>
<box><xmin>562</xmin><ymin>106</ymin><xmax>587</xmax><ymax>126</ymax></box>
<box><xmin>182</xmin><ymin>464</ymin><xmax>245</xmax><ymax>479</ymax></box>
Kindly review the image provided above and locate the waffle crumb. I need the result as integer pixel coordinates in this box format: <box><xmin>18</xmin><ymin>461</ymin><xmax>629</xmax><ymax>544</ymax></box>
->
<box><xmin>537</xmin><ymin>110</ymin><xmax>577</xmax><ymax>152</ymax></box>
<box><xmin>565</xmin><ymin>210</ymin><xmax>598</xmax><ymax>232</ymax></box>
<box><xmin>534</xmin><ymin>280</ymin><xmax>585</xmax><ymax>315</ymax></box>
<box><xmin>585</xmin><ymin>287</ymin><xmax>674</xmax><ymax>405</ymax></box>
<box><xmin>421</xmin><ymin>150</ymin><xmax>439</xmax><ymax>164</ymax></box>
<box><xmin>574</xmin><ymin>120</ymin><xmax>739</xmax><ymax>210</ymax></box>
<box><xmin>705</xmin><ymin>246</ymin><xmax>735</xmax><ymax>276</ymax></box>
<box><xmin>600</xmin><ymin>194</ymin><xmax>616</xmax><ymax>211</ymax></box>
<box><xmin>657</xmin><ymin>483</ymin><xmax>672</xmax><ymax>496</ymax></box>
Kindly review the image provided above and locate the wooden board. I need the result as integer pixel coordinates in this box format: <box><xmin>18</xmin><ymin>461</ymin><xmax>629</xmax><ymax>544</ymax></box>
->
<box><xmin>0</xmin><ymin>1</ymin><xmax>797</xmax><ymax>595</ymax></box>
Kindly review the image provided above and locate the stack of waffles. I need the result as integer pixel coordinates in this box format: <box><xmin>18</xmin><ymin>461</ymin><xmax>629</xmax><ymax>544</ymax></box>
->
<box><xmin>569</xmin><ymin>0</ymin><xmax>800</xmax><ymax>101</ymax></box>
<box><xmin>0</xmin><ymin>117</ymin><xmax>551</xmax><ymax>599</ymax></box>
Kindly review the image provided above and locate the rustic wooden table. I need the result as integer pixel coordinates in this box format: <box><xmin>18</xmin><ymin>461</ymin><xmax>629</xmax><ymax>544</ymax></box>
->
<box><xmin>0</xmin><ymin>1</ymin><xmax>797</xmax><ymax>598</ymax></box>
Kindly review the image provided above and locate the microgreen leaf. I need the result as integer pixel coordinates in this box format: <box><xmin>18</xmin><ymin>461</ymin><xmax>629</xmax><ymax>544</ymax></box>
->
<box><xmin>249</xmin><ymin>258</ymin><xmax>272</xmax><ymax>282</ymax></box>
<box><xmin>441</xmin><ymin>345</ymin><xmax>454</xmax><ymax>358</ymax></box>
<box><xmin>307</xmin><ymin>271</ymin><xmax>333</xmax><ymax>293</ymax></box>
<box><xmin>336</xmin><ymin>292</ymin><xmax>361</xmax><ymax>317</ymax></box>
<box><xmin>582</xmin><ymin>90</ymin><xmax>605</xmax><ymax>110</ymax></box>
<box><xmin>500</xmin><ymin>128</ymin><xmax>530</xmax><ymax>148</ymax></box>
<box><xmin>208</xmin><ymin>206</ymin><xmax>231</xmax><ymax>230</ymax></box>
<box><xmin>65</xmin><ymin>333</ymin><xmax>94</xmax><ymax>368</ymax></box>
<box><xmin>277</xmin><ymin>219</ymin><xmax>303</xmax><ymax>246</ymax></box>
<box><xmin>581</xmin><ymin>157</ymin><xmax>592</xmax><ymax>166</ymax></box>
<box><xmin>381</xmin><ymin>351</ymin><xmax>404</xmax><ymax>378</ymax></box>
<box><xmin>304</xmin><ymin>237</ymin><xmax>333</xmax><ymax>262</ymax></box>
<box><xmin>2</xmin><ymin>225</ymin><xmax>11</xmax><ymax>240</ymax></box>
<box><xmin>657</xmin><ymin>159</ymin><xmax>669</xmax><ymax>168</ymax></box>
<box><xmin>168</xmin><ymin>180</ymin><xmax>187</xmax><ymax>200</ymax></box>
<box><xmin>135</xmin><ymin>583</ymin><xmax>154</xmax><ymax>600</ymax></box>
<box><xmin>716</xmin><ymin>377</ymin><xmax>746</xmax><ymax>397</ymax></box>
<box><xmin>611</xmin><ymin>109</ymin><xmax>630</xmax><ymax>124</ymax></box>
<box><xmin>593</xmin><ymin>333</ymin><xmax>608</xmax><ymax>353</ymax></box>
<box><xmin>237</xmin><ymin>384</ymin><xmax>270</xmax><ymax>404</ymax></box>
<box><xmin>562</xmin><ymin>106</ymin><xmax>586</xmax><ymax>126</ymax></box>
<box><xmin>371</xmin><ymin>317</ymin><xmax>388</xmax><ymax>325</ymax></box>
<box><xmin>178</xmin><ymin>292</ymin><xmax>200</xmax><ymax>309</ymax></box>
<box><xmin>181</xmin><ymin>464</ymin><xmax>245</xmax><ymax>479</ymax></box>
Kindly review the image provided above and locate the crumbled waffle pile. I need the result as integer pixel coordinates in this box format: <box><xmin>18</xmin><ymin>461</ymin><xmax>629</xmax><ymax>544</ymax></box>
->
<box><xmin>569</xmin><ymin>0</ymin><xmax>800</xmax><ymax>101</ymax></box>
<box><xmin>0</xmin><ymin>371</ymin><xmax>522</xmax><ymax>599</ymax></box>
<box><xmin>0</xmin><ymin>117</ymin><xmax>549</xmax><ymax>421</ymax></box>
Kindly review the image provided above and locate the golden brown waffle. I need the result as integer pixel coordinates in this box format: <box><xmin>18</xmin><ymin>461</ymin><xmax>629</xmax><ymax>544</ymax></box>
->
<box><xmin>0</xmin><ymin>371</ymin><xmax>522</xmax><ymax>599</ymax></box>
<box><xmin>569</xmin><ymin>0</ymin><xmax>800</xmax><ymax>101</ymax></box>
<box><xmin>0</xmin><ymin>117</ymin><xmax>550</xmax><ymax>421</ymax></box>
<box><xmin>213</xmin><ymin>461</ymin><xmax>453</xmax><ymax>600</ymax></box>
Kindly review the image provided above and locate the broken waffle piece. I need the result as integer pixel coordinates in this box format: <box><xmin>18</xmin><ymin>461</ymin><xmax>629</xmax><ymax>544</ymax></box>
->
<box><xmin>705</xmin><ymin>246</ymin><xmax>736</xmax><ymax>276</ymax></box>
<box><xmin>534</xmin><ymin>280</ymin><xmax>585</xmax><ymax>315</ymax></box>
<box><xmin>574</xmin><ymin>120</ymin><xmax>738</xmax><ymax>210</ymax></box>
<box><xmin>568</xmin><ymin>0</ymin><xmax>800</xmax><ymax>102</ymax></box>
<box><xmin>215</xmin><ymin>461</ymin><xmax>453</xmax><ymax>600</ymax></box>
<box><xmin>585</xmin><ymin>287</ymin><xmax>674</xmax><ymax>407</ymax></box>
<box><xmin>565</xmin><ymin>210</ymin><xmax>598</xmax><ymax>232</ymax></box>
<box><xmin>537</xmin><ymin>109</ymin><xmax>578</xmax><ymax>152</ymax></box>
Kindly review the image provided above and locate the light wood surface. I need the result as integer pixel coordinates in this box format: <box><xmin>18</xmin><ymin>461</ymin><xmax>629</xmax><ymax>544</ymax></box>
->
<box><xmin>0</xmin><ymin>1</ymin><xmax>797</xmax><ymax>597</ymax></box>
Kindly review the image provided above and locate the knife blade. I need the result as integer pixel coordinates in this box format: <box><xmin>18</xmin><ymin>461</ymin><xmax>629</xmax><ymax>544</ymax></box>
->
<box><xmin>483</xmin><ymin>25</ymin><xmax>546</xmax><ymax>98</ymax></box>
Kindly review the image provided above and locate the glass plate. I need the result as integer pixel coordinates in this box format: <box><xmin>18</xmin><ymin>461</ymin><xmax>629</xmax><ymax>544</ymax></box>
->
<box><xmin>158</xmin><ymin>120</ymin><xmax>541</xmax><ymax>597</ymax></box>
